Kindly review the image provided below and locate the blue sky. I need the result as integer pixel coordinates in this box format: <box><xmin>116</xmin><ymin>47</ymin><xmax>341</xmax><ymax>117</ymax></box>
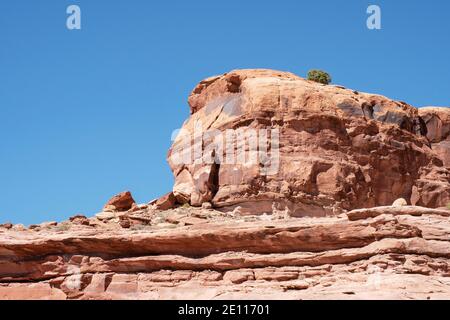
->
<box><xmin>1</xmin><ymin>0</ymin><xmax>449</xmax><ymax>225</ymax></box>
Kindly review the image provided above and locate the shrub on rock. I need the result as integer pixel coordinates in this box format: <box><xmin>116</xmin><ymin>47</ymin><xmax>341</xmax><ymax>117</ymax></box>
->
<box><xmin>307</xmin><ymin>69</ymin><xmax>331</xmax><ymax>85</ymax></box>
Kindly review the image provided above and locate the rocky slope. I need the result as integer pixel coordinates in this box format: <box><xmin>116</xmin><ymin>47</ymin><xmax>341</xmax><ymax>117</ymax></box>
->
<box><xmin>1</xmin><ymin>204</ymin><xmax>450</xmax><ymax>299</ymax></box>
<box><xmin>1</xmin><ymin>69</ymin><xmax>450</xmax><ymax>300</ymax></box>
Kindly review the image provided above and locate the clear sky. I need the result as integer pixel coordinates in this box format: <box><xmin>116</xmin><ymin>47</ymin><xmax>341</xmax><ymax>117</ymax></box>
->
<box><xmin>1</xmin><ymin>0</ymin><xmax>449</xmax><ymax>225</ymax></box>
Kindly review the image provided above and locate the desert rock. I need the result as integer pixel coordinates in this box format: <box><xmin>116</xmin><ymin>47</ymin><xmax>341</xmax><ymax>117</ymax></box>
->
<box><xmin>1</xmin><ymin>69</ymin><xmax>450</xmax><ymax>300</ymax></box>
<box><xmin>392</xmin><ymin>198</ymin><xmax>408</xmax><ymax>207</ymax></box>
<box><xmin>168</xmin><ymin>69</ymin><xmax>450</xmax><ymax>215</ymax></box>
<box><xmin>0</xmin><ymin>223</ymin><xmax>12</xmax><ymax>230</ymax></box>
<box><xmin>155</xmin><ymin>192</ymin><xmax>177</xmax><ymax>211</ymax></box>
<box><xmin>1</xmin><ymin>205</ymin><xmax>450</xmax><ymax>299</ymax></box>
<box><xmin>419</xmin><ymin>107</ymin><xmax>450</xmax><ymax>167</ymax></box>
<box><xmin>103</xmin><ymin>191</ymin><xmax>136</xmax><ymax>212</ymax></box>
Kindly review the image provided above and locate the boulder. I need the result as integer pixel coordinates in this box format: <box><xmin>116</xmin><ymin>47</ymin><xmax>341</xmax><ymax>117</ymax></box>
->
<box><xmin>103</xmin><ymin>191</ymin><xmax>136</xmax><ymax>212</ymax></box>
<box><xmin>392</xmin><ymin>198</ymin><xmax>408</xmax><ymax>207</ymax></box>
<box><xmin>69</xmin><ymin>215</ymin><xmax>89</xmax><ymax>226</ymax></box>
<box><xmin>155</xmin><ymin>192</ymin><xmax>177</xmax><ymax>211</ymax></box>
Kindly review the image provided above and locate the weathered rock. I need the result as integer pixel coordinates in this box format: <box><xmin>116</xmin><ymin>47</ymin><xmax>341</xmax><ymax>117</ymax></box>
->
<box><xmin>69</xmin><ymin>215</ymin><xmax>90</xmax><ymax>226</ymax></box>
<box><xmin>128</xmin><ymin>203</ymin><xmax>142</xmax><ymax>213</ymax></box>
<box><xmin>168</xmin><ymin>69</ymin><xmax>450</xmax><ymax>214</ymax></box>
<box><xmin>418</xmin><ymin>107</ymin><xmax>450</xmax><ymax>167</ymax></box>
<box><xmin>0</xmin><ymin>215</ymin><xmax>421</xmax><ymax>259</ymax></box>
<box><xmin>95</xmin><ymin>211</ymin><xmax>116</xmax><ymax>221</ymax></box>
<box><xmin>202</xmin><ymin>202</ymin><xmax>213</xmax><ymax>209</ymax></box>
<box><xmin>223</xmin><ymin>270</ymin><xmax>255</xmax><ymax>284</ymax></box>
<box><xmin>0</xmin><ymin>223</ymin><xmax>12</xmax><ymax>230</ymax></box>
<box><xmin>346</xmin><ymin>205</ymin><xmax>450</xmax><ymax>221</ymax></box>
<box><xmin>1</xmin><ymin>205</ymin><xmax>450</xmax><ymax>299</ymax></box>
<box><xmin>40</xmin><ymin>221</ymin><xmax>58</xmax><ymax>228</ymax></box>
<box><xmin>103</xmin><ymin>191</ymin><xmax>136</xmax><ymax>212</ymax></box>
<box><xmin>1</xmin><ymin>70</ymin><xmax>450</xmax><ymax>300</ymax></box>
<box><xmin>155</xmin><ymin>192</ymin><xmax>177</xmax><ymax>211</ymax></box>
<box><xmin>119</xmin><ymin>216</ymin><xmax>131</xmax><ymax>229</ymax></box>
<box><xmin>392</xmin><ymin>198</ymin><xmax>407</xmax><ymax>207</ymax></box>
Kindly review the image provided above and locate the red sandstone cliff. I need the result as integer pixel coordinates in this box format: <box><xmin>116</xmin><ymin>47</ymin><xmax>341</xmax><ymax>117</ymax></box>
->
<box><xmin>1</xmin><ymin>69</ymin><xmax>450</xmax><ymax>300</ymax></box>
<box><xmin>168</xmin><ymin>69</ymin><xmax>450</xmax><ymax>214</ymax></box>
<box><xmin>419</xmin><ymin>107</ymin><xmax>450</xmax><ymax>167</ymax></box>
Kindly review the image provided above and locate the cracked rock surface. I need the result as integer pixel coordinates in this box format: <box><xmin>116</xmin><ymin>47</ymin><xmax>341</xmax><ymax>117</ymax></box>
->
<box><xmin>1</xmin><ymin>205</ymin><xmax>450</xmax><ymax>300</ymax></box>
<box><xmin>168</xmin><ymin>69</ymin><xmax>450</xmax><ymax>214</ymax></box>
<box><xmin>1</xmin><ymin>69</ymin><xmax>450</xmax><ymax>300</ymax></box>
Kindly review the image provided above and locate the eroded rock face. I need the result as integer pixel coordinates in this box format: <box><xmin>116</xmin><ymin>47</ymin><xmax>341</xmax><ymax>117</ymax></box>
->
<box><xmin>419</xmin><ymin>107</ymin><xmax>450</xmax><ymax>167</ymax></box>
<box><xmin>1</xmin><ymin>205</ymin><xmax>450</xmax><ymax>299</ymax></box>
<box><xmin>168</xmin><ymin>69</ymin><xmax>450</xmax><ymax>215</ymax></box>
<box><xmin>1</xmin><ymin>70</ymin><xmax>450</xmax><ymax>300</ymax></box>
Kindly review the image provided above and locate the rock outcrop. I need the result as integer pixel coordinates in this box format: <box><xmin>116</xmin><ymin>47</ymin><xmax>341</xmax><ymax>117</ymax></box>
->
<box><xmin>419</xmin><ymin>107</ymin><xmax>450</xmax><ymax>167</ymax></box>
<box><xmin>1</xmin><ymin>69</ymin><xmax>450</xmax><ymax>300</ymax></box>
<box><xmin>168</xmin><ymin>69</ymin><xmax>450</xmax><ymax>215</ymax></box>
<box><xmin>103</xmin><ymin>191</ymin><xmax>136</xmax><ymax>212</ymax></box>
<box><xmin>1</xmin><ymin>205</ymin><xmax>450</xmax><ymax>299</ymax></box>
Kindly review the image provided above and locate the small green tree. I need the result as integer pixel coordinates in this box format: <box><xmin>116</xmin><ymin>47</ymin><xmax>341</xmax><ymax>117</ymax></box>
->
<box><xmin>307</xmin><ymin>69</ymin><xmax>332</xmax><ymax>85</ymax></box>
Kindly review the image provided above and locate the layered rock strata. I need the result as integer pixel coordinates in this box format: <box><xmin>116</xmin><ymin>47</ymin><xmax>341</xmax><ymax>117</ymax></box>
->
<box><xmin>168</xmin><ymin>69</ymin><xmax>450</xmax><ymax>215</ymax></box>
<box><xmin>1</xmin><ymin>205</ymin><xmax>450</xmax><ymax>299</ymax></box>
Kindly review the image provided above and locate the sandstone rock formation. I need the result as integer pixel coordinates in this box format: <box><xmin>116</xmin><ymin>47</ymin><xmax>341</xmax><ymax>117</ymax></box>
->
<box><xmin>154</xmin><ymin>192</ymin><xmax>177</xmax><ymax>211</ymax></box>
<box><xmin>168</xmin><ymin>69</ymin><xmax>450</xmax><ymax>215</ymax></box>
<box><xmin>1</xmin><ymin>69</ymin><xmax>450</xmax><ymax>300</ymax></box>
<box><xmin>103</xmin><ymin>191</ymin><xmax>136</xmax><ymax>212</ymax></box>
<box><xmin>1</xmin><ymin>205</ymin><xmax>450</xmax><ymax>299</ymax></box>
<box><xmin>419</xmin><ymin>107</ymin><xmax>450</xmax><ymax>167</ymax></box>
